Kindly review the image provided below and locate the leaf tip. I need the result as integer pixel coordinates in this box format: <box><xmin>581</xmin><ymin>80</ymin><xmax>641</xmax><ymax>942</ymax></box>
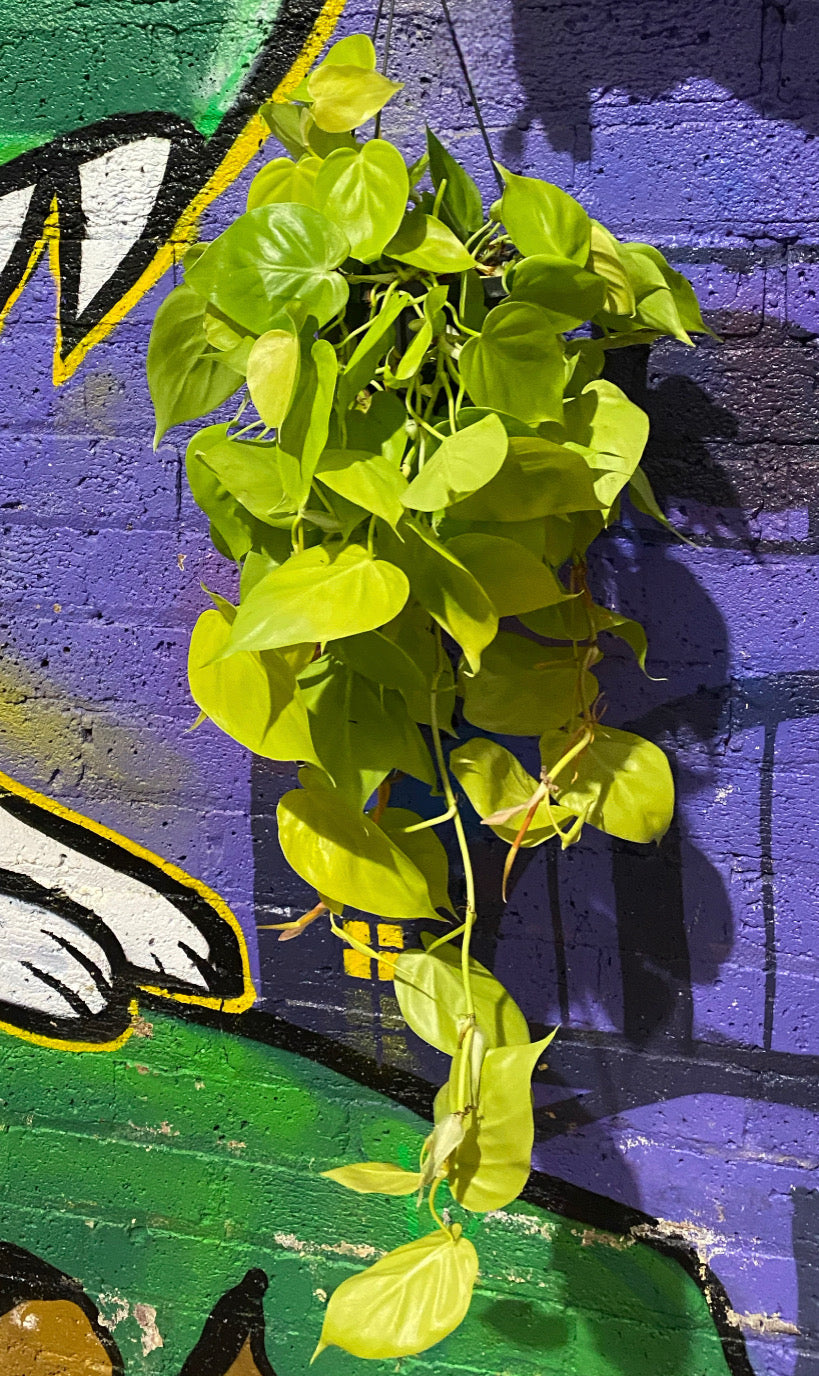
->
<box><xmin>310</xmin><ymin>1338</ymin><xmax>328</xmax><ymax>1365</ymax></box>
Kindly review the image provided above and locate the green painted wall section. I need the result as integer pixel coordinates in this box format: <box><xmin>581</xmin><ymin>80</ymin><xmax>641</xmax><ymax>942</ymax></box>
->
<box><xmin>0</xmin><ymin>0</ymin><xmax>286</xmax><ymax>162</ymax></box>
<box><xmin>0</xmin><ymin>1010</ymin><xmax>731</xmax><ymax>1375</ymax></box>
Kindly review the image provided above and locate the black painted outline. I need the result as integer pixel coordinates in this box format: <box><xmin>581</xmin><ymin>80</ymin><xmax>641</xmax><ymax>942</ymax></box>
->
<box><xmin>0</xmin><ymin>1</ymin><xmax>328</xmax><ymax>362</ymax></box>
<box><xmin>0</xmin><ymin>787</ymin><xmax>248</xmax><ymax>1043</ymax></box>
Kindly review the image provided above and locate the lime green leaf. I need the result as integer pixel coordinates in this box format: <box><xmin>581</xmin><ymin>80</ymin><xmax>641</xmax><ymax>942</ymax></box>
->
<box><xmin>189</xmin><ymin>609</ymin><xmax>317</xmax><ymax>763</ymax></box>
<box><xmin>194</xmin><ymin>432</ymin><xmax>293</xmax><ymax>524</ymax></box>
<box><xmin>402</xmin><ymin>414</ymin><xmax>508</xmax><ymax>512</ymax></box>
<box><xmin>226</xmin><ymin>543</ymin><xmax>410</xmax><ymax>654</ymax></box>
<box><xmin>445</xmin><ymin>533</ymin><xmax>570</xmax><ymax>616</ymax></box>
<box><xmin>247</xmin><ymin>155</ymin><xmax>320</xmax><ymax>211</ymax></box>
<box><xmin>246</xmin><ymin>327</ymin><xmax>300</xmax><ymax>430</ymax></box>
<box><xmin>426</xmin><ymin>128</ymin><xmax>484</xmax><ymax>240</ymax></box>
<box><xmin>509</xmin><ymin>253</ymin><xmax>606</xmax><ymax>331</ymax></box>
<box><xmin>540</xmin><ymin>724</ymin><xmax>674</xmax><ymax>842</ymax></box>
<box><xmin>278</xmin><ymin>784</ymin><xmax>442</xmax><ymax>921</ymax></box>
<box><xmin>386</xmin><ymin>603</ymin><xmax>456</xmax><ymax>729</ymax></box>
<box><xmin>333</xmin><ymin>629</ymin><xmax>427</xmax><ymax>702</ymax></box>
<box><xmin>315</xmin><ymin>140</ymin><xmax>409</xmax><ymax>262</ymax></box>
<box><xmin>315</xmin><ymin>1226</ymin><xmax>478</xmax><ymax>1360</ymax></box>
<box><xmin>260</xmin><ymin>100</ymin><xmax>310</xmax><ymax>157</ymax></box>
<box><xmin>391</xmin><ymin>318</ymin><xmax>433</xmax><ymax>383</ymax></box>
<box><xmin>321</xmin><ymin>33</ymin><xmax>377</xmax><ymax>69</ymax></box>
<box><xmin>300</xmin><ymin>657</ymin><xmax>433</xmax><ymax>806</ymax></box>
<box><xmin>386</xmin><ymin>207</ymin><xmax>476</xmax><ymax>273</ymax></box>
<box><xmin>394</xmin><ymin>941</ymin><xmax>529</xmax><ymax>1055</ymax></box>
<box><xmin>378</xmin><ymin>810</ymin><xmax>453</xmax><ymax>915</ymax></box>
<box><xmin>460</xmin><ymin>632</ymin><xmax>597</xmax><ymax>735</ymax></box>
<box><xmin>317</xmin><ymin>449</ymin><xmax>408</xmax><ymax>526</ymax></box>
<box><xmin>186</xmin><ymin>204</ymin><xmax>349</xmax><ymax>334</ymax></box>
<box><xmin>628</xmin><ymin>464</ymin><xmax>682</xmax><ymax>539</ymax></box>
<box><xmin>148</xmin><ymin>285</ymin><xmax>241</xmax><ymax>445</ymax></box>
<box><xmin>522</xmin><ymin>599</ymin><xmax>650</xmax><ymax>671</ymax></box>
<box><xmin>337</xmin><ymin>290</ymin><xmax>412</xmax><ymax>410</ymax></box>
<box><xmin>202</xmin><ymin>304</ymin><xmax>252</xmax><ymax>354</ymax></box>
<box><xmin>586</xmin><ymin>220</ymin><xmax>635</xmax><ymax>315</ymax></box>
<box><xmin>564</xmin><ymin>379</ymin><xmax>648</xmax><ymax>467</ymax></box>
<box><xmin>298</xmin><ymin>657</ymin><xmax>390</xmax><ymax>807</ymax></box>
<box><xmin>448</xmin><ymin>1035</ymin><xmax>556</xmax><ymax>1212</ymax></box>
<box><xmin>322</xmin><ymin>1162</ymin><xmax>421</xmax><ymax>1195</ymax></box>
<box><xmin>497</xmin><ymin>165</ymin><xmax>590</xmax><ymax>264</ymax></box>
<box><xmin>460</xmin><ymin>301</ymin><xmax>565</xmax><ymax>426</ymax></box>
<box><xmin>186</xmin><ymin>424</ymin><xmax>269</xmax><ymax>559</ymax></box>
<box><xmin>346</xmin><ymin>389</ymin><xmax>408</xmax><ymax>464</ymax></box>
<box><xmin>625</xmin><ymin>241</ymin><xmax>714</xmax><ymax>338</ymax></box>
<box><xmin>379</xmin><ymin>521</ymin><xmax>497</xmax><ymax>673</ymax></box>
<box><xmin>307</xmin><ymin>64</ymin><xmax>403</xmax><ymax>133</ymax></box>
<box><xmin>279</xmin><ymin>338</ymin><xmax>339</xmax><ymax>504</ymax></box>
<box><xmin>450</xmin><ymin>435</ymin><xmax>601</xmax><ymax>522</ymax></box>
<box><xmin>450</xmin><ymin>737</ymin><xmax>573</xmax><ymax>845</ymax></box>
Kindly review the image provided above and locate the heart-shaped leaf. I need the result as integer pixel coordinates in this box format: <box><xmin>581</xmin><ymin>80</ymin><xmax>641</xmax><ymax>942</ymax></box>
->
<box><xmin>450</xmin><ymin>737</ymin><xmax>573</xmax><ymax>845</ymax></box>
<box><xmin>308</xmin><ymin>64</ymin><xmax>403</xmax><ymax>133</ymax></box>
<box><xmin>246</xmin><ymin>326</ymin><xmax>301</xmax><ymax>430</ymax></box>
<box><xmin>225</xmin><ymin>543</ymin><xmax>410</xmax><ymax>655</ymax></box>
<box><xmin>148</xmin><ymin>285</ymin><xmax>241</xmax><ymax>445</ymax></box>
<box><xmin>189</xmin><ymin>609</ymin><xmax>317</xmax><ymax>764</ymax></box>
<box><xmin>539</xmin><ymin>724</ymin><xmax>674</xmax><ymax>843</ymax></box>
<box><xmin>393</xmin><ymin>941</ymin><xmax>529</xmax><ymax>1055</ymax></box>
<box><xmin>460</xmin><ymin>301</ymin><xmax>565</xmax><ymax>426</ymax></box>
<box><xmin>315</xmin><ymin>140</ymin><xmax>409</xmax><ymax>262</ymax></box>
<box><xmin>386</xmin><ymin>208</ymin><xmax>476</xmax><ymax>273</ymax></box>
<box><xmin>402</xmin><ymin>415</ymin><xmax>508</xmax><ymax>512</ymax></box>
<box><xmin>445</xmin><ymin>533</ymin><xmax>570</xmax><ymax>616</ymax></box>
<box><xmin>186</xmin><ymin>204</ymin><xmax>349</xmax><ymax>333</ymax></box>
<box><xmin>460</xmin><ymin>632</ymin><xmax>597</xmax><ymax>735</ymax></box>
<box><xmin>277</xmin><ymin>784</ymin><xmax>441</xmax><ymax>921</ymax></box>
<box><xmin>315</xmin><ymin>1227</ymin><xmax>478</xmax><ymax>1360</ymax></box>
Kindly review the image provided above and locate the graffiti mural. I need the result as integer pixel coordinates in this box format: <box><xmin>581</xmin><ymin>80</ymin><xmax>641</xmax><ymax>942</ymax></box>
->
<box><xmin>0</xmin><ymin>0</ymin><xmax>342</xmax><ymax>381</ymax></box>
<box><xmin>0</xmin><ymin>0</ymin><xmax>818</xmax><ymax>1372</ymax></box>
<box><xmin>0</xmin><ymin>778</ymin><xmax>746</xmax><ymax>1374</ymax></box>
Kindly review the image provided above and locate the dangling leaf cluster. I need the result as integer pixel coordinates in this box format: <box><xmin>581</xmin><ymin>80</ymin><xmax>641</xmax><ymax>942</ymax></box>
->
<box><xmin>147</xmin><ymin>30</ymin><xmax>710</xmax><ymax>1364</ymax></box>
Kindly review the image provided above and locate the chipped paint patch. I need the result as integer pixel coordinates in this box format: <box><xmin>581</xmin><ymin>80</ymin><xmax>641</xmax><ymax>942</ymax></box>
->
<box><xmin>134</xmin><ymin>1303</ymin><xmax>164</xmax><ymax>1354</ymax></box>
<box><xmin>97</xmin><ymin>1292</ymin><xmax>130</xmax><ymax>1331</ymax></box>
<box><xmin>727</xmin><ymin>1309</ymin><xmax>799</xmax><ymax>1337</ymax></box>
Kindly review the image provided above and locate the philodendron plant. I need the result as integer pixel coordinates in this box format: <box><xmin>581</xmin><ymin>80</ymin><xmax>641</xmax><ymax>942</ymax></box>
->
<box><xmin>147</xmin><ymin>30</ymin><xmax>711</xmax><ymax>1365</ymax></box>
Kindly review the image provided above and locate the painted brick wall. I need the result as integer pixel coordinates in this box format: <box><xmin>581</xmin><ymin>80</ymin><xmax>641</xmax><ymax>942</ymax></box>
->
<box><xmin>0</xmin><ymin>2</ymin><xmax>817</xmax><ymax>1374</ymax></box>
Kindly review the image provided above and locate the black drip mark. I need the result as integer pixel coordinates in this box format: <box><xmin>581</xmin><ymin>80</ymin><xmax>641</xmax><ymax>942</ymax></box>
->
<box><xmin>760</xmin><ymin>723</ymin><xmax>777</xmax><ymax>1052</ymax></box>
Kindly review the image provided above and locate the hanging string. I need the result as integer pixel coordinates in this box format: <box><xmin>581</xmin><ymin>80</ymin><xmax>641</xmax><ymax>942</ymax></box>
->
<box><xmin>373</xmin><ymin>0</ymin><xmax>397</xmax><ymax>137</ymax></box>
<box><xmin>373</xmin><ymin>0</ymin><xmax>502</xmax><ymax>193</ymax></box>
<box><xmin>439</xmin><ymin>0</ymin><xmax>504</xmax><ymax>194</ymax></box>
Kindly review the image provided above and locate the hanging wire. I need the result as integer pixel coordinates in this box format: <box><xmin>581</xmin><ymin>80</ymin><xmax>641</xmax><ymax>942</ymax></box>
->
<box><xmin>373</xmin><ymin>0</ymin><xmax>397</xmax><ymax>136</ymax></box>
<box><xmin>373</xmin><ymin>0</ymin><xmax>502</xmax><ymax>192</ymax></box>
<box><xmin>438</xmin><ymin>0</ymin><xmax>504</xmax><ymax>193</ymax></box>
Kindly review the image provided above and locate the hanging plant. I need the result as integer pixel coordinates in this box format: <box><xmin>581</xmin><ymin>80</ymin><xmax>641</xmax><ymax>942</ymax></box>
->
<box><xmin>146</xmin><ymin>27</ymin><xmax>711</xmax><ymax>1364</ymax></box>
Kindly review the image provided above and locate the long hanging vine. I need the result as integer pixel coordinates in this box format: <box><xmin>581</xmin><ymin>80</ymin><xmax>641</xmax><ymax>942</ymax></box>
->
<box><xmin>146</xmin><ymin>27</ymin><xmax>712</xmax><ymax>1363</ymax></box>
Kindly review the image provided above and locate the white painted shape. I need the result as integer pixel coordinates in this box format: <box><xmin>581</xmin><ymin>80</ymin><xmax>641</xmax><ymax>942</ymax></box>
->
<box><xmin>0</xmin><ymin>185</ymin><xmax>34</xmax><ymax>278</ymax></box>
<box><xmin>0</xmin><ymin>809</ymin><xmax>209</xmax><ymax>989</ymax></box>
<box><xmin>0</xmin><ymin>891</ymin><xmax>111</xmax><ymax>1016</ymax></box>
<box><xmin>77</xmin><ymin>137</ymin><xmax>171</xmax><ymax>314</ymax></box>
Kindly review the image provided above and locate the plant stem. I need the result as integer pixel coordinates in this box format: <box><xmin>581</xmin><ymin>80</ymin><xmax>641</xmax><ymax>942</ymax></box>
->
<box><xmin>430</xmin><ymin>629</ymin><xmax>476</xmax><ymax>1021</ymax></box>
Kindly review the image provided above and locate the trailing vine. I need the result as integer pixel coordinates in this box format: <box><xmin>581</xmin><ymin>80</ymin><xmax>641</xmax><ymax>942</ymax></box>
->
<box><xmin>146</xmin><ymin>30</ymin><xmax>711</xmax><ymax>1363</ymax></box>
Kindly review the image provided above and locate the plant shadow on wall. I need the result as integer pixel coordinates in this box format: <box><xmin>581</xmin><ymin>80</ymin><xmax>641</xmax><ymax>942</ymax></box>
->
<box><xmin>507</xmin><ymin>0</ymin><xmax>819</xmax><ymax>161</ymax></box>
